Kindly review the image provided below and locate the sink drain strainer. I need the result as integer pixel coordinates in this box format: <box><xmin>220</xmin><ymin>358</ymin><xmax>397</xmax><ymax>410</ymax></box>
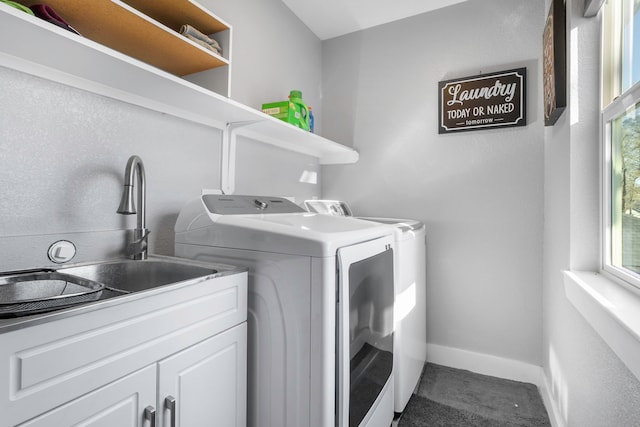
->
<box><xmin>0</xmin><ymin>271</ymin><xmax>105</xmax><ymax>318</ymax></box>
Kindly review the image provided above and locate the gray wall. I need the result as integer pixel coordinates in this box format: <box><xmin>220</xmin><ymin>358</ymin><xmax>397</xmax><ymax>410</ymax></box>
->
<box><xmin>0</xmin><ymin>0</ymin><xmax>322</xmax><ymax>270</ymax></box>
<box><xmin>201</xmin><ymin>0</ymin><xmax>323</xmax><ymax>130</ymax></box>
<box><xmin>543</xmin><ymin>0</ymin><xmax>640</xmax><ymax>425</ymax></box>
<box><xmin>321</xmin><ymin>0</ymin><xmax>545</xmax><ymax>366</ymax></box>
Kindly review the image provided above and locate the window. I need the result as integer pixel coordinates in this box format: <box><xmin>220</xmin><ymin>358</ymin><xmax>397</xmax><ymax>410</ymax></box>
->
<box><xmin>603</xmin><ymin>0</ymin><xmax>640</xmax><ymax>288</ymax></box>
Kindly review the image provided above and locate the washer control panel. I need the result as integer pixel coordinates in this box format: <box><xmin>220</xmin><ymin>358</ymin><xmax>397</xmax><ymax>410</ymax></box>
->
<box><xmin>202</xmin><ymin>195</ymin><xmax>306</xmax><ymax>215</ymax></box>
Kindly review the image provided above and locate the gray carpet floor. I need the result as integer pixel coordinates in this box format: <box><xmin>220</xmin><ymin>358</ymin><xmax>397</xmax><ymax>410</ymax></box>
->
<box><xmin>397</xmin><ymin>363</ymin><xmax>551</xmax><ymax>427</ymax></box>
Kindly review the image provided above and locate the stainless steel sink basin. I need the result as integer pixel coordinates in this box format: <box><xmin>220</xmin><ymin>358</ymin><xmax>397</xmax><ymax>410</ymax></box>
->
<box><xmin>0</xmin><ymin>257</ymin><xmax>221</xmax><ymax>320</ymax></box>
<box><xmin>0</xmin><ymin>271</ymin><xmax>105</xmax><ymax>317</ymax></box>
<box><xmin>58</xmin><ymin>258</ymin><xmax>218</xmax><ymax>294</ymax></box>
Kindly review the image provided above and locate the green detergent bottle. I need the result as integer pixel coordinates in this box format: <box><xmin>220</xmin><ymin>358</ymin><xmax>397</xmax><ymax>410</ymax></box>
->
<box><xmin>288</xmin><ymin>90</ymin><xmax>310</xmax><ymax>131</ymax></box>
<box><xmin>261</xmin><ymin>90</ymin><xmax>311</xmax><ymax>131</ymax></box>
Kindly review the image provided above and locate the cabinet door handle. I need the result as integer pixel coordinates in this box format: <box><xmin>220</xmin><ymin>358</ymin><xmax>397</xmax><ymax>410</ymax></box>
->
<box><xmin>165</xmin><ymin>395</ymin><xmax>177</xmax><ymax>427</ymax></box>
<box><xmin>144</xmin><ymin>405</ymin><xmax>156</xmax><ymax>427</ymax></box>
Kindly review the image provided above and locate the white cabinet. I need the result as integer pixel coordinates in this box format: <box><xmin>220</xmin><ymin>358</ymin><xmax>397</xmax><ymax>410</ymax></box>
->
<box><xmin>158</xmin><ymin>324</ymin><xmax>247</xmax><ymax>427</ymax></box>
<box><xmin>18</xmin><ymin>365</ymin><xmax>157</xmax><ymax>427</ymax></box>
<box><xmin>0</xmin><ymin>270</ymin><xmax>247</xmax><ymax>427</ymax></box>
<box><xmin>18</xmin><ymin>324</ymin><xmax>247</xmax><ymax>427</ymax></box>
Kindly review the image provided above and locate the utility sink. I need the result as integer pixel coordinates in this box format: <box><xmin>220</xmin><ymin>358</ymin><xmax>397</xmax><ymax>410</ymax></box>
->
<box><xmin>0</xmin><ymin>257</ymin><xmax>219</xmax><ymax>318</ymax></box>
<box><xmin>58</xmin><ymin>258</ymin><xmax>218</xmax><ymax>294</ymax></box>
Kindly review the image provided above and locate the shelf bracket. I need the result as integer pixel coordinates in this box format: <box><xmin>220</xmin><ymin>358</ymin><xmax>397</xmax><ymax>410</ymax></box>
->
<box><xmin>220</xmin><ymin>120</ymin><xmax>263</xmax><ymax>194</ymax></box>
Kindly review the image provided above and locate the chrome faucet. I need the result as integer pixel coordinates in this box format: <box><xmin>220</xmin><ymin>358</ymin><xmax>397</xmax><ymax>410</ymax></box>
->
<box><xmin>117</xmin><ymin>155</ymin><xmax>149</xmax><ymax>260</ymax></box>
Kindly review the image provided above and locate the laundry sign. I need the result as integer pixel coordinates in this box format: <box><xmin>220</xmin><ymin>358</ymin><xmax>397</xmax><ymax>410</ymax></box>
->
<box><xmin>438</xmin><ymin>67</ymin><xmax>527</xmax><ymax>134</ymax></box>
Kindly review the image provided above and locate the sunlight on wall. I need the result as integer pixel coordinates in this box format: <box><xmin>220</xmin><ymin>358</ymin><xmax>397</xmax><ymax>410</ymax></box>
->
<box><xmin>549</xmin><ymin>345</ymin><xmax>570</xmax><ymax>425</ymax></box>
<box><xmin>299</xmin><ymin>170</ymin><xmax>318</xmax><ymax>184</ymax></box>
<box><xmin>571</xmin><ymin>27</ymin><xmax>580</xmax><ymax>125</ymax></box>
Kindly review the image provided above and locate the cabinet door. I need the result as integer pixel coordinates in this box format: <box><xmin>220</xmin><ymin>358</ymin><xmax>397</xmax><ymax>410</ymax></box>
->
<box><xmin>158</xmin><ymin>323</ymin><xmax>247</xmax><ymax>427</ymax></box>
<box><xmin>18</xmin><ymin>365</ymin><xmax>157</xmax><ymax>427</ymax></box>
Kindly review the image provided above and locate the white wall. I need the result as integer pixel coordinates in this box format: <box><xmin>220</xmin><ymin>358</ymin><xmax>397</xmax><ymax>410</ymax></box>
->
<box><xmin>0</xmin><ymin>0</ymin><xmax>323</xmax><ymax>269</ymax></box>
<box><xmin>542</xmin><ymin>0</ymin><xmax>640</xmax><ymax>425</ymax></box>
<box><xmin>321</xmin><ymin>0</ymin><xmax>545</xmax><ymax>367</ymax></box>
<box><xmin>0</xmin><ymin>67</ymin><xmax>222</xmax><ymax>258</ymax></box>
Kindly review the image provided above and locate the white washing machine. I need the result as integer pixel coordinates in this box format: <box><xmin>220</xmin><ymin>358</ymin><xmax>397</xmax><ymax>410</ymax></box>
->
<box><xmin>175</xmin><ymin>195</ymin><xmax>396</xmax><ymax>427</ymax></box>
<box><xmin>305</xmin><ymin>200</ymin><xmax>427</xmax><ymax>414</ymax></box>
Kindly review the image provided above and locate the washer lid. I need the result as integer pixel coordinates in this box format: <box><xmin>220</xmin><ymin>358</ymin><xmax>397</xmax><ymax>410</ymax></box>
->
<box><xmin>175</xmin><ymin>195</ymin><xmax>393</xmax><ymax>257</ymax></box>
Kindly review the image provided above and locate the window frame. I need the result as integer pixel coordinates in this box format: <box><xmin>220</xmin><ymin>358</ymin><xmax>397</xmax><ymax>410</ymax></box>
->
<box><xmin>602</xmin><ymin>84</ymin><xmax>640</xmax><ymax>288</ymax></box>
<box><xmin>601</xmin><ymin>0</ymin><xmax>640</xmax><ymax>290</ymax></box>
<box><xmin>561</xmin><ymin>0</ymin><xmax>640</xmax><ymax>387</ymax></box>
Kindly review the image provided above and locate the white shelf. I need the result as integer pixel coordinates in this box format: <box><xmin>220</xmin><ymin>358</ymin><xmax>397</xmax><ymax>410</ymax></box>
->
<box><xmin>224</xmin><ymin>98</ymin><xmax>359</xmax><ymax>163</ymax></box>
<box><xmin>0</xmin><ymin>4</ymin><xmax>358</xmax><ymax>165</ymax></box>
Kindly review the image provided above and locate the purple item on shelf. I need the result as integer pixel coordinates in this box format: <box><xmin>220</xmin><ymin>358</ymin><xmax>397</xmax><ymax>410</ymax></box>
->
<box><xmin>29</xmin><ymin>4</ymin><xmax>80</xmax><ymax>35</ymax></box>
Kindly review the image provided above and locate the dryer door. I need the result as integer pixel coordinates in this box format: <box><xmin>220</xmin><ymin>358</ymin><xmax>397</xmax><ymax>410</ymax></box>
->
<box><xmin>336</xmin><ymin>235</ymin><xmax>394</xmax><ymax>427</ymax></box>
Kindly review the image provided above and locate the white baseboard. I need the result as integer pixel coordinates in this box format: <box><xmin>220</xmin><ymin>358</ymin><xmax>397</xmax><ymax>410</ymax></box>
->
<box><xmin>426</xmin><ymin>343</ymin><xmax>542</xmax><ymax>385</ymax></box>
<box><xmin>539</xmin><ymin>372</ymin><xmax>566</xmax><ymax>427</ymax></box>
<box><xmin>425</xmin><ymin>343</ymin><xmax>565</xmax><ymax>427</ymax></box>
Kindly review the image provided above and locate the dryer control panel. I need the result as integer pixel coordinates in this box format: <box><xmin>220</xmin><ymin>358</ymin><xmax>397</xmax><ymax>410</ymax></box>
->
<box><xmin>202</xmin><ymin>195</ymin><xmax>306</xmax><ymax>215</ymax></box>
<box><xmin>304</xmin><ymin>200</ymin><xmax>353</xmax><ymax>216</ymax></box>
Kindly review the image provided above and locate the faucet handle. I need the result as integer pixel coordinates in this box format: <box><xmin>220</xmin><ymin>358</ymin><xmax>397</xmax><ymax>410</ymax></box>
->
<box><xmin>126</xmin><ymin>229</ymin><xmax>150</xmax><ymax>259</ymax></box>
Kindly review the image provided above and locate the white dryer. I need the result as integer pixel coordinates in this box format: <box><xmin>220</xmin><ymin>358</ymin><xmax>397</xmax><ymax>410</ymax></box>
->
<box><xmin>305</xmin><ymin>200</ymin><xmax>427</xmax><ymax>414</ymax></box>
<box><xmin>175</xmin><ymin>195</ymin><xmax>396</xmax><ymax>427</ymax></box>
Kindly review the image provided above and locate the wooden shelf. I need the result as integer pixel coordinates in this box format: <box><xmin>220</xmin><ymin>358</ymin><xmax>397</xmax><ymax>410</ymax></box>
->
<box><xmin>18</xmin><ymin>0</ymin><xmax>229</xmax><ymax>77</ymax></box>
<box><xmin>122</xmin><ymin>0</ymin><xmax>230</xmax><ymax>35</ymax></box>
<box><xmin>0</xmin><ymin>3</ymin><xmax>358</xmax><ymax>165</ymax></box>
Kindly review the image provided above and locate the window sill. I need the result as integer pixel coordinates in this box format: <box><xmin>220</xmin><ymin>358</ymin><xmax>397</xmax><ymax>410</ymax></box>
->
<box><xmin>563</xmin><ymin>270</ymin><xmax>640</xmax><ymax>381</ymax></box>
